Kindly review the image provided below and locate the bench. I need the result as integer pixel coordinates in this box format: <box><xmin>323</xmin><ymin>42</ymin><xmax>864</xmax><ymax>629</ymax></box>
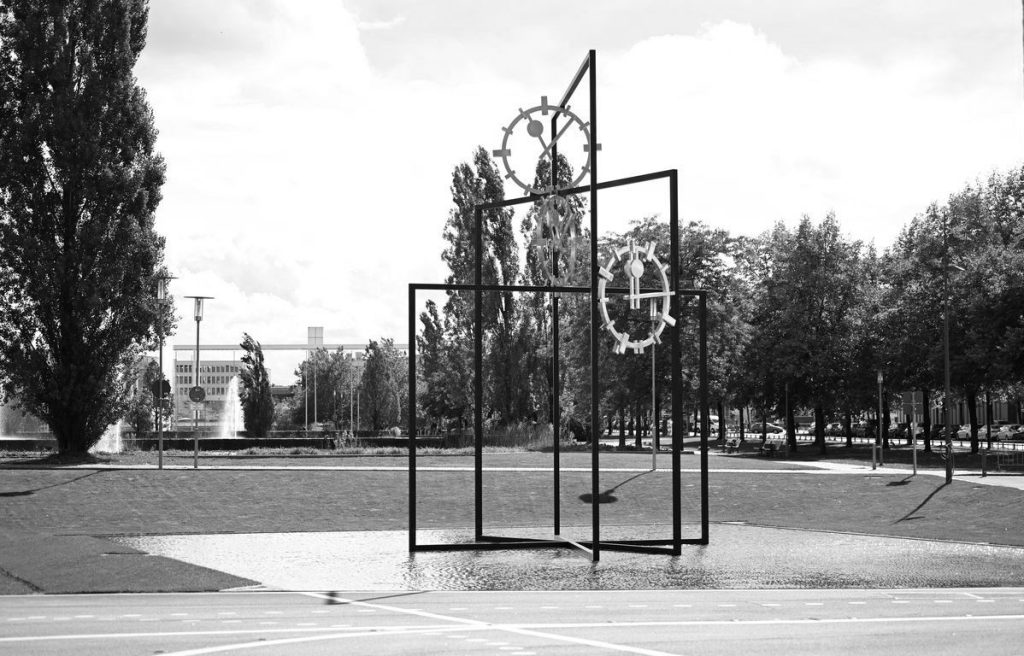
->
<box><xmin>982</xmin><ymin>449</ymin><xmax>1024</xmax><ymax>476</ymax></box>
<box><xmin>719</xmin><ymin>438</ymin><xmax>740</xmax><ymax>454</ymax></box>
<box><xmin>759</xmin><ymin>438</ymin><xmax>789</xmax><ymax>458</ymax></box>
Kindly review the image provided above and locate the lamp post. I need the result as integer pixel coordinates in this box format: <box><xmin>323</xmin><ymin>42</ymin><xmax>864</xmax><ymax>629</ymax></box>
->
<box><xmin>184</xmin><ymin>295</ymin><xmax>213</xmax><ymax>469</ymax></box>
<box><xmin>942</xmin><ymin>262</ymin><xmax>964</xmax><ymax>484</ymax></box>
<box><xmin>649</xmin><ymin>298</ymin><xmax>658</xmax><ymax>470</ymax></box>
<box><xmin>876</xmin><ymin>371</ymin><xmax>884</xmax><ymax>468</ymax></box>
<box><xmin>155</xmin><ymin>275</ymin><xmax>175</xmax><ymax>470</ymax></box>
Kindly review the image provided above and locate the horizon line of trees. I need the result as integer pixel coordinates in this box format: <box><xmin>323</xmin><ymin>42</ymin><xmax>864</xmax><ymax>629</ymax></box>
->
<box><xmin>414</xmin><ymin>148</ymin><xmax>1024</xmax><ymax>455</ymax></box>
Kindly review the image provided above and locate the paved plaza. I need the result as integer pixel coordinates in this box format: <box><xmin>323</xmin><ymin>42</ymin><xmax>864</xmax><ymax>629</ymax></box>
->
<box><xmin>2</xmin><ymin>450</ymin><xmax>1024</xmax><ymax>653</ymax></box>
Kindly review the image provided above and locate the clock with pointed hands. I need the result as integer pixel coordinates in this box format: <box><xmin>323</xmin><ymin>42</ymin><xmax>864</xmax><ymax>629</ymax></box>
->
<box><xmin>493</xmin><ymin>96</ymin><xmax>601</xmax><ymax>196</ymax></box>
<box><xmin>597</xmin><ymin>238</ymin><xmax>676</xmax><ymax>354</ymax></box>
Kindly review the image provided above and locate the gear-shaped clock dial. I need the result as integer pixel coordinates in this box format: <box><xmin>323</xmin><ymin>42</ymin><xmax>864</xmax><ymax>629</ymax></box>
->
<box><xmin>597</xmin><ymin>239</ymin><xmax>676</xmax><ymax>354</ymax></box>
<box><xmin>493</xmin><ymin>96</ymin><xmax>601</xmax><ymax>196</ymax></box>
<box><xmin>530</xmin><ymin>194</ymin><xmax>583</xmax><ymax>286</ymax></box>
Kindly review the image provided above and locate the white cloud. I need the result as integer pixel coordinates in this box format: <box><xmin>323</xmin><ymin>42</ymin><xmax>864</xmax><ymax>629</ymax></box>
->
<box><xmin>137</xmin><ymin>6</ymin><xmax>1023</xmax><ymax>384</ymax></box>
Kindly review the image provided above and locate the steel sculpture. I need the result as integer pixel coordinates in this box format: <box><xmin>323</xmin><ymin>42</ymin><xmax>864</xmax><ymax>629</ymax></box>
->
<box><xmin>408</xmin><ymin>50</ymin><xmax>710</xmax><ymax>562</ymax></box>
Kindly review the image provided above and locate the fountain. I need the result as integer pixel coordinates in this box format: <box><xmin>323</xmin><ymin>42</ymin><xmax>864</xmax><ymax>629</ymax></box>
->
<box><xmin>91</xmin><ymin>421</ymin><xmax>123</xmax><ymax>454</ymax></box>
<box><xmin>219</xmin><ymin>376</ymin><xmax>244</xmax><ymax>439</ymax></box>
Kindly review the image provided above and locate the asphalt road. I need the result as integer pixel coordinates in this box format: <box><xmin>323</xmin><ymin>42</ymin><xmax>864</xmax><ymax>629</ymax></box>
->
<box><xmin>3</xmin><ymin>588</ymin><xmax>1022</xmax><ymax>655</ymax></box>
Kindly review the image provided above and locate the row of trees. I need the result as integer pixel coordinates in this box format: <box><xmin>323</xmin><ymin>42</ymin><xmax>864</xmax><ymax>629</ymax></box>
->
<box><xmin>281</xmin><ymin>338</ymin><xmax>408</xmax><ymax>433</ymax></box>
<box><xmin>416</xmin><ymin>148</ymin><xmax>1024</xmax><ymax>454</ymax></box>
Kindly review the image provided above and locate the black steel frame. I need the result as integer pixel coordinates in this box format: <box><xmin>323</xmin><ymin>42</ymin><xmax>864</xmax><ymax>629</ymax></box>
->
<box><xmin>407</xmin><ymin>50</ymin><xmax>710</xmax><ymax>562</ymax></box>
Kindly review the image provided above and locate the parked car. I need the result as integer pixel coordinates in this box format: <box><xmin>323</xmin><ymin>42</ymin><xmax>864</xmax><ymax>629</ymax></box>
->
<box><xmin>994</xmin><ymin>424</ymin><xmax>1022</xmax><ymax>441</ymax></box>
<box><xmin>762</xmin><ymin>422</ymin><xmax>784</xmax><ymax>434</ymax></box>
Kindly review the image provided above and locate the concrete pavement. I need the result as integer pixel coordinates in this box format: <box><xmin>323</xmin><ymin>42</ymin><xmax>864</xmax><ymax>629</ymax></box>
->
<box><xmin>2</xmin><ymin>588</ymin><xmax>1023</xmax><ymax>655</ymax></box>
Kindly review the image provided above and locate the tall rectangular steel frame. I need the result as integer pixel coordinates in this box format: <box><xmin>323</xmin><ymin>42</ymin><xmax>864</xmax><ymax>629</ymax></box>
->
<box><xmin>407</xmin><ymin>50</ymin><xmax>710</xmax><ymax>561</ymax></box>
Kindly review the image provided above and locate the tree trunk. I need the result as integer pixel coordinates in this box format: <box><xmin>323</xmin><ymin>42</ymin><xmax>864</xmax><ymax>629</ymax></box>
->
<box><xmin>922</xmin><ymin>388</ymin><xmax>932</xmax><ymax>452</ymax></box>
<box><xmin>985</xmin><ymin>391</ymin><xmax>993</xmax><ymax>450</ymax></box>
<box><xmin>717</xmin><ymin>400</ymin><xmax>726</xmax><ymax>440</ymax></box>
<box><xmin>814</xmin><ymin>405</ymin><xmax>826</xmax><ymax>454</ymax></box>
<box><xmin>761</xmin><ymin>412</ymin><xmax>767</xmax><ymax>442</ymax></box>
<box><xmin>654</xmin><ymin>392</ymin><xmax>661</xmax><ymax>451</ymax></box>
<box><xmin>967</xmin><ymin>391</ymin><xmax>979</xmax><ymax>454</ymax></box>
<box><xmin>618</xmin><ymin>407</ymin><xmax>625</xmax><ymax>449</ymax></box>
<box><xmin>843</xmin><ymin>410</ymin><xmax>852</xmax><ymax>448</ymax></box>
<box><xmin>882</xmin><ymin>392</ymin><xmax>891</xmax><ymax>449</ymax></box>
<box><xmin>739</xmin><ymin>406</ymin><xmax>745</xmax><ymax>442</ymax></box>
<box><xmin>786</xmin><ymin>401</ymin><xmax>797</xmax><ymax>451</ymax></box>
<box><xmin>633</xmin><ymin>403</ymin><xmax>641</xmax><ymax>449</ymax></box>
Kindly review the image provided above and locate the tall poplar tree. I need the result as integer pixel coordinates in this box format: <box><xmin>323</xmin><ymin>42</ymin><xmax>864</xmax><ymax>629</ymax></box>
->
<box><xmin>0</xmin><ymin>1</ymin><xmax>169</xmax><ymax>455</ymax></box>
<box><xmin>239</xmin><ymin>334</ymin><xmax>274</xmax><ymax>437</ymax></box>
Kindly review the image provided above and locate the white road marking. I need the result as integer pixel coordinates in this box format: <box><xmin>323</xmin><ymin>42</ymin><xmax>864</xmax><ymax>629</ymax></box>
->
<box><xmin>298</xmin><ymin>592</ymin><xmax>687</xmax><ymax>656</ymax></box>
<box><xmin>849</xmin><ymin>602</ymin><xmax>866</xmax><ymax>605</ymax></box>
<box><xmin>717</xmin><ymin>604</ymin><xmax>736</xmax><ymax>608</ymax></box>
<box><xmin>628</xmin><ymin>604</ymin><xmax>648</xmax><ymax>608</ymax></box>
<box><xmin>673</xmin><ymin>605</ymin><xmax>692</xmax><ymax>608</ymax></box>
<box><xmin>494</xmin><ymin>607</ymin><xmax>513</xmax><ymax>610</ymax></box>
<box><xmin>0</xmin><ymin>624</ymin><xmax>476</xmax><ymax>644</ymax></box>
<box><xmin>977</xmin><ymin>600</ymin><xmax>995</xmax><ymax>603</ymax></box>
<box><xmin>804</xmin><ymin>603</ymin><xmax>823</xmax><ymax>606</ymax></box>
<box><xmin>934</xmin><ymin>600</ymin><xmax>953</xmax><ymax>604</ymax></box>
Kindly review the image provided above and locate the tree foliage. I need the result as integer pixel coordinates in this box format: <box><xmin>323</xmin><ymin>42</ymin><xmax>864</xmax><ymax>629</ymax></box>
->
<box><xmin>361</xmin><ymin>338</ymin><xmax>408</xmax><ymax>431</ymax></box>
<box><xmin>238</xmin><ymin>333</ymin><xmax>273</xmax><ymax>437</ymax></box>
<box><xmin>0</xmin><ymin>1</ymin><xmax>170</xmax><ymax>455</ymax></box>
<box><xmin>291</xmin><ymin>347</ymin><xmax>359</xmax><ymax>430</ymax></box>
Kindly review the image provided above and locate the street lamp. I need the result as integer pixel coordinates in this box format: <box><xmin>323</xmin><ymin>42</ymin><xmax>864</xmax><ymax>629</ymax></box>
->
<box><xmin>875</xmin><ymin>371</ymin><xmax>884</xmax><ymax>469</ymax></box>
<box><xmin>155</xmin><ymin>274</ymin><xmax>175</xmax><ymax>470</ymax></box>
<box><xmin>649</xmin><ymin>298</ymin><xmax>658</xmax><ymax>470</ymax></box>
<box><xmin>943</xmin><ymin>261</ymin><xmax>965</xmax><ymax>484</ymax></box>
<box><xmin>184</xmin><ymin>295</ymin><xmax>213</xmax><ymax>469</ymax></box>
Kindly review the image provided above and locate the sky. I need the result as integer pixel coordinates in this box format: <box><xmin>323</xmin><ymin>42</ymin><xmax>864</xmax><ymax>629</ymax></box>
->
<box><xmin>135</xmin><ymin>0</ymin><xmax>1024</xmax><ymax>384</ymax></box>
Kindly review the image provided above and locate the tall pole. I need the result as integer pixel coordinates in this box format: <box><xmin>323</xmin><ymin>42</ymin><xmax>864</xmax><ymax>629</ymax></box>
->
<box><xmin>193</xmin><ymin>313</ymin><xmax>200</xmax><ymax>469</ymax></box>
<box><xmin>194</xmin><ymin>316</ymin><xmax>200</xmax><ymax>433</ymax></box>
<box><xmin>877</xmin><ymin>371</ymin><xmax>884</xmax><ymax>468</ymax></box>
<box><xmin>304</xmin><ymin>351</ymin><xmax>308</xmax><ymax>435</ymax></box>
<box><xmin>650</xmin><ymin>298</ymin><xmax>657</xmax><ymax>470</ymax></box>
<box><xmin>158</xmin><ymin>329</ymin><xmax>164</xmax><ymax>470</ymax></box>
<box><xmin>944</xmin><ymin>288</ymin><xmax>953</xmax><ymax>483</ymax></box>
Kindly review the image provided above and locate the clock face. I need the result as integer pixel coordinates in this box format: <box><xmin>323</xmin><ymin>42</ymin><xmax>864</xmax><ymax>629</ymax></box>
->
<box><xmin>597</xmin><ymin>239</ymin><xmax>676</xmax><ymax>355</ymax></box>
<box><xmin>493</xmin><ymin>96</ymin><xmax>600</xmax><ymax>196</ymax></box>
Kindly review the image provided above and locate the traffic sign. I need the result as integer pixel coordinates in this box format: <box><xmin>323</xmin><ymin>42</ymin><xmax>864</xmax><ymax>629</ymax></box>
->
<box><xmin>189</xmin><ymin>386</ymin><xmax>206</xmax><ymax>403</ymax></box>
<box><xmin>151</xmin><ymin>379</ymin><xmax>171</xmax><ymax>399</ymax></box>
